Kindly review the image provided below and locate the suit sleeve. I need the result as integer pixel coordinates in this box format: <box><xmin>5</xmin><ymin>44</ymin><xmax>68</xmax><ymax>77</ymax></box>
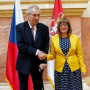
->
<box><xmin>40</xmin><ymin>25</ymin><xmax>49</xmax><ymax>64</ymax></box>
<box><xmin>16</xmin><ymin>25</ymin><xmax>37</xmax><ymax>55</ymax></box>
<box><xmin>43</xmin><ymin>26</ymin><xmax>49</xmax><ymax>54</ymax></box>
<box><xmin>76</xmin><ymin>36</ymin><xmax>86</xmax><ymax>73</ymax></box>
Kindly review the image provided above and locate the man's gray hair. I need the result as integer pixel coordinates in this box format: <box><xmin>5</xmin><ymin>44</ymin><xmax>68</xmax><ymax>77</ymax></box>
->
<box><xmin>26</xmin><ymin>5</ymin><xmax>41</xmax><ymax>15</ymax></box>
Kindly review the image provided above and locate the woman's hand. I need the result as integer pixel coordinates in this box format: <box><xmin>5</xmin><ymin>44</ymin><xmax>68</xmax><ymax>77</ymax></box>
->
<box><xmin>37</xmin><ymin>50</ymin><xmax>46</xmax><ymax>60</ymax></box>
<box><xmin>81</xmin><ymin>72</ymin><xmax>86</xmax><ymax>78</ymax></box>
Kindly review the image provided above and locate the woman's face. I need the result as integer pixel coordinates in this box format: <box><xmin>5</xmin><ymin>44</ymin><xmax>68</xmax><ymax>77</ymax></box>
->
<box><xmin>59</xmin><ymin>23</ymin><xmax>68</xmax><ymax>34</ymax></box>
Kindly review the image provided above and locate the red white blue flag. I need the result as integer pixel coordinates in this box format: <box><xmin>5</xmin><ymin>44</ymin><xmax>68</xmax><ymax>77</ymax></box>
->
<box><xmin>6</xmin><ymin>0</ymin><xmax>33</xmax><ymax>90</ymax></box>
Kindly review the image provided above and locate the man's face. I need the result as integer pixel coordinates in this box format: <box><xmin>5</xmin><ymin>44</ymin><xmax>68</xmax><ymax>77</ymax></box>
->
<box><xmin>28</xmin><ymin>8</ymin><xmax>40</xmax><ymax>26</ymax></box>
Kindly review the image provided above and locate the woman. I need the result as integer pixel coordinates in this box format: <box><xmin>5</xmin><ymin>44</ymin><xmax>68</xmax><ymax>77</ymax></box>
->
<box><xmin>46</xmin><ymin>18</ymin><xmax>86</xmax><ymax>90</ymax></box>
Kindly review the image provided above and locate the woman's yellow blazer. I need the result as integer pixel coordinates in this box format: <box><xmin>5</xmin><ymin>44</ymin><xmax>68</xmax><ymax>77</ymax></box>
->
<box><xmin>46</xmin><ymin>34</ymin><xmax>86</xmax><ymax>73</ymax></box>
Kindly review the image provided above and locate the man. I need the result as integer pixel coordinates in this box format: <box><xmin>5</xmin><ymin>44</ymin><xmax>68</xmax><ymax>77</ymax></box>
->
<box><xmin>16</xmin><ymin>5</ymin><xmax>49</xmax><ymax>90</ymax></box>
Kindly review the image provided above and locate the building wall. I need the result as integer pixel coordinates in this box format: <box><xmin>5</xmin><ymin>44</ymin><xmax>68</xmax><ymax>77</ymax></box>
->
<box><xmin>0</xmin><ymin>18</ymin><xmax>11</xmax><ymax>82</ymax></box>
<box><xmin>81</xmin><ymin>18</ymin><xmax>90</xmax><ymax>77</ymax></box>
<box><xmin>0</xmin><ymin>16</ymin><xmax>90</xmax><ymax>82</ymax></box>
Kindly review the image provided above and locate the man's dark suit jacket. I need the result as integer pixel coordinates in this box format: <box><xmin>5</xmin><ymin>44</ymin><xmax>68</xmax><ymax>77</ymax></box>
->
<box><xmin>16</xmin><ymin>21</ymin><xmax>49</xmax><ymax>74</ymax></box>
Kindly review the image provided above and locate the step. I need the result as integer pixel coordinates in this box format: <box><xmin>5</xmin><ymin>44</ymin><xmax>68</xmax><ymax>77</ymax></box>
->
<box><xmin>0</xmin><ymin>81</ymin><xmax>90</xmax><ymax>90</ymax></box>
<box><xmin>44</xmin><ymin>81</ymin><xmax>90</xmax><ymax>90</ymax></box>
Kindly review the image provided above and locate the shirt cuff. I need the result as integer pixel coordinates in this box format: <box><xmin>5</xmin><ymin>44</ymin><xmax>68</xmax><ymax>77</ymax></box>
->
<box><xmin>35</xmin><ymin>49</ymin><xmax>39</xmax><ymax>56</ymax></box>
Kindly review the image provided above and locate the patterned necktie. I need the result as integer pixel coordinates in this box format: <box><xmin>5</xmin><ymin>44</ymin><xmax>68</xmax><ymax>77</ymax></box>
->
<box><xmin>31</xmin><ymin>27</ymin><xmax>34</xmax><ymax>40</ymax></box>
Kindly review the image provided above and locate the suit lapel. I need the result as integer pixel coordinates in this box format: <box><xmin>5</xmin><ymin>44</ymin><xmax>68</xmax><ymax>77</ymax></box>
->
<box><xmin>35</xmin><ymin>30</ymin><xmax>40</xmax><ymax>42</ymax></box>
<box><xmin>67</xmin><ymin>34</ymin><xmax>73</xmax><ymax>56</ymax></box>
<box><xmin>34</xmin><ymin>24</ymin><xmax>40</xmax><ymax>42</ymax></box>
<box><xmin>25</xmin><ymin>21</ymin><xmax>34</xmax><ymax>41</ymax></box>
<box><xmin>56</xmin><ymin>35</ymin><xmax>64</xmax><ymax>56</ymax></box>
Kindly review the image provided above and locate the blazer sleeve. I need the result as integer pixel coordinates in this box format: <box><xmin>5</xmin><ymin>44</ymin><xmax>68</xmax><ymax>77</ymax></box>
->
<box><xmin>16</xmin><ymin>25</ymin><xmax>37</xmax><ymax>55</ymax></box>
<box><xmin>76</xmin><ymin>36</ymin><xmax>86</xmax><ymax>73</ymax></box>
<box><xmin>46</xmin><ymin>37</ymin><xmax>56</xmax><ymax>60</ymax></box>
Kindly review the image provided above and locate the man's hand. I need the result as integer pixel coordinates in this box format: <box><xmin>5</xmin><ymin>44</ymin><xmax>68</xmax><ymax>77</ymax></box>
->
<box><xmin>39</xmin><ymin>63</ymin><xmax>47</xmax><ymax>71</ymax></box>
<box><xmin>37</xmin><ymin>50</ymin><xmax>46</xmax><ymax>60</ymax></box>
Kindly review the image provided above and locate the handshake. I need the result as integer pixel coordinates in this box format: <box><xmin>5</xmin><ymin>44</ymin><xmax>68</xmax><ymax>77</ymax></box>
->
<box><xmin>37</xmin><ymin>50</ymin><xmax>46</xmax><ymax>60</ymax></box>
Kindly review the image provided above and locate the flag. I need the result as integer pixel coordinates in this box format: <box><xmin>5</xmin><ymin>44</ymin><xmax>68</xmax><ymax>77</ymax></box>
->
<box><xmin>6</xmin><ymin>0</ymin><xmax>33</xmax><ymax>90</ymax></box>
<box><xmin>47</xmin><ymin>0</ymin><xmax>64</xmax><ymax>88</ymax></box>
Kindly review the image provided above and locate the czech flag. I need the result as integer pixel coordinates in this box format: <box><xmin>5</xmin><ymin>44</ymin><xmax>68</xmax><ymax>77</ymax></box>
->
<box><xmin>6</xmin><ymin>0</ymin><xmax>33</xmax><ymax>90</ymax></box>
<box><xmin>47</xmin><ymin>0</ymin><xmax>64</xmax><ymax>88</ymax></box>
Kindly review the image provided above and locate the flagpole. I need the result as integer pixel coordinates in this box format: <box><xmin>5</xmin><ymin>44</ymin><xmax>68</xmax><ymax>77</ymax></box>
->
<box><xmin>47</xmin><ymin>0</ymin><xmax>64</xmax><ymax>88</ymax></box>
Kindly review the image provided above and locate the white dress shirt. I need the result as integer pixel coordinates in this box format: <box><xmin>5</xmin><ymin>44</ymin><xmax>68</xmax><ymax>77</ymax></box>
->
<box><xmin>28</xmin><ymin>21</ymin><xmax>37</xmax><ymax>40</ymax></box>
<box><xmin>28</xmin><ymin>21</ymin><xmax>39</xmax><ymax>56</ymax></box>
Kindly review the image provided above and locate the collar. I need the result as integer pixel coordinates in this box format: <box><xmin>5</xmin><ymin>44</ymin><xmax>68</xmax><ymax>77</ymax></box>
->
<box><xmin>28</xmin><ymin>21</ymin><xmax>37</xmax><ymax>31</ymax></box>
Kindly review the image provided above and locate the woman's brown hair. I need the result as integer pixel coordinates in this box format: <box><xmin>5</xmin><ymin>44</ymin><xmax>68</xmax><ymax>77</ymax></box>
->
<box><xmin>57</xmin><ymin>18</ymin><xmax>72</xmax><ymax>36</ymax></box>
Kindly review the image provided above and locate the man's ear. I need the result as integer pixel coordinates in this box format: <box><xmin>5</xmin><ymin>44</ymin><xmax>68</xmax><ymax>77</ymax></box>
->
<box><xmin>26</xmin><ymin>13</ymin><xmax>29</xmax><ymax>19</ymax></box>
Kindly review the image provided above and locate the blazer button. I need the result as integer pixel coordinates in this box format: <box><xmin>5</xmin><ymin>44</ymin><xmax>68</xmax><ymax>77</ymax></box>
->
<box><xmin>65</xmin><ymin>56</ymin><xmax>68</xmax><ymax>60</ymax></box>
